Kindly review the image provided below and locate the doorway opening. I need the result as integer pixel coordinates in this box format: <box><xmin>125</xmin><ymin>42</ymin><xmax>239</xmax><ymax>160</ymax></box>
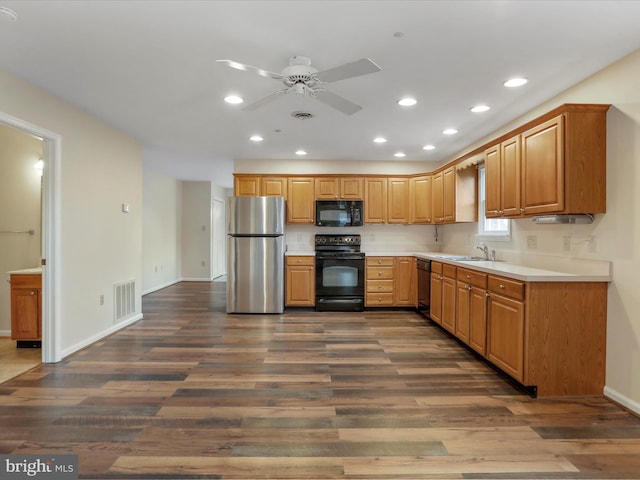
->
<box><xmin>0</xmin><ymin>112</ymin><xmax>61</xmax><ymax>369</ymax></box>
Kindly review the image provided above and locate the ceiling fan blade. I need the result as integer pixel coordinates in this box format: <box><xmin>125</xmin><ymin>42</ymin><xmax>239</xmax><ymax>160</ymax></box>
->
<box><xmin>314</xmin><ymin>90</ymin><xmax>362</xmax><ymax>115</ymax></box>
<box><xmin>315</xmin><ymin>58</ymin><xmax>381</xmax><ymax>83</ymax></box>
<box><xmin>241</xmin><ymin>89</ymin><xmax>288</xmax><ymax>111</ymax></box>
<box><xmin>216</xmin><ymin>59</ymin><xmax>283</xmax><ymax>80</ymax></box>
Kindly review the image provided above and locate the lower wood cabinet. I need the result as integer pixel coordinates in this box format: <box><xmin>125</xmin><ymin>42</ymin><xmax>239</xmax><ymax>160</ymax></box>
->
<box><xmin>430</xmin><ymin>262</ymin><xmax>607</xmax><ymax>397</ymax></box>
<box><xmin>366</xmin><ymin>256</ymin><xmax>416</xmax><ymax>307</ymax></box>
<box><xmin>285</xmin><ymin>256</ymin><xmax>315</xmax><ymax>306</ymax></box>
<box><xmin>10</xmin><ymin>273</ymin><xmax>42</xmax><ymax>341</ymax></box>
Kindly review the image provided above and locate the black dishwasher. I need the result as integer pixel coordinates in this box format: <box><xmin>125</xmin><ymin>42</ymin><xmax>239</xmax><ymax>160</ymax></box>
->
<box><xmin>416</xmin><ymin>258</ymin><xmax>431</xmax><ymax>318</ymax></box>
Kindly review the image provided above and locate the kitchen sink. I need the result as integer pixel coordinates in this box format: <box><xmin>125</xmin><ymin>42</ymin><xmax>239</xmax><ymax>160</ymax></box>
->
<box><xmin>433</xmin><ymin>255</ymin><xmax>504</xmax><ymax>262</ymax></box>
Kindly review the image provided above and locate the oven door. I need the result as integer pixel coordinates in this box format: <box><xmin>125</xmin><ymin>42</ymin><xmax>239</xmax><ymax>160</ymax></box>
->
<box><xmin>315</xmin><ymin>254</ymin><xmax>365</xmax><ymax>311</ymax></box>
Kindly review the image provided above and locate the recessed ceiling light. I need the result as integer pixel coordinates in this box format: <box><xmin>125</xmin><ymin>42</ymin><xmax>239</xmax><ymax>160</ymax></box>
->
<box><xmin>470</xmin><ymin>105</ymin><xmax>490</xmax><ymax>113</ymax></box>
<box><xmin>295</xmin><ymin>150</ymin><xmax>307</xmax><ymax>156</ymax></box>
<box><xmin>224</xmin><ymin>95</ymin><xmax>243</xmax><ymax>104</ymax></box>
<box><xmin>394</xmin><ymin>152</ymin><xmax>406</xmax><ymax>158</ymax></box>
<box><xmin>442</xmin><ymin>128</ymin><xmax>458</xmax><ymax>135</ymax></box>
<box><xmin>423</xmin><ymin>144</ymin><xmax>436</xmax><ymax>151</ymax></box>
<box><xmin>0</xmin><ymin>6</ymin><xmax>18</xmax><ymax>22</ymax></box>
<box><xmin>249</xmin><ymin>135</ymin><xmax>263</xmax><ymax>142</ymax></box>
<box><xmin>373</xmin><ymin>136</ymin><xmax>387</xmax><ymax>143</ymax></box>
<box><xmin>504</xmin><ymin>77</ymin><xmax>528</xmax><ymax>88</ymax></box>
<box><xmin>397</xmin><ymin>97</ymin><xmax>417</xmax><ymax>107</ymax></box>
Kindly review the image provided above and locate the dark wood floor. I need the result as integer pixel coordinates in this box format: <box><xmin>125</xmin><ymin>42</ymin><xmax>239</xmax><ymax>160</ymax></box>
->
<box><xmin>1</xmin><ymin>281</ymin><xmax>640</xmax><ymax>479</ymax></box>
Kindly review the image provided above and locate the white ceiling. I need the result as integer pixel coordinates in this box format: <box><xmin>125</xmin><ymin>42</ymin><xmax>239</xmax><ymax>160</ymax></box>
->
<box><xmin>2</xmin><ymin>1</ymin><xmax>640</xmax><ymax>188</ymax></box>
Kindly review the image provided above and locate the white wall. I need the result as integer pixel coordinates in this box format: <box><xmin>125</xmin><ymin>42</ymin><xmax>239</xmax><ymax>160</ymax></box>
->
<box><xmin>142</xmin><ymin>169</ymin><xmax>181</xmax><ymax>295</ymax></box>
<box><xmin>441</xmin><ymin>49</ymin><xmax>640</xmax><ymax>412</ymax></box>
<box><xmin>0</xmin><ymin>67</ymin><xmax>143</xmax><ymax>356</ymax></box>
<box><xmin>0</xmin><ymin>124</ymin><xmax>42</xmax><ymax>335</ymax></box>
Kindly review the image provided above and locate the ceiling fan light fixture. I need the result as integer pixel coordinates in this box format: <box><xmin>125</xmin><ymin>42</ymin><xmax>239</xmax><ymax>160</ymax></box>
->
<box><xmin>397</xmin><ymin>97</ymin><xmax>417</xmax><ymax>107</ymax></box>
<box><xmin>470</xmin><ymin>104</ymin><xmax>490</xmax><ymax>113</ymax></box>
<box><xmin>504</xmin><ymin>77</ymin><xmax>528</xmax><ymax>88</ymax></box>
<box><xmin>442</xmin><ymin>128</ymin><xmax>458</xmax><ymax>135</ymax></box>
<box><xmin>224</xmin><ymin>95</ymin><xmax>243</xmax><ymax>104</ymax></box>
<box><xmin>373</xmin><ymin>136</ymin><xmax>387</xmax><ymax>144</ymax></box>
<box><xmin>423</xmin><ymin>144</ymin><xmax>436</xmax><ymax>151</ymax></box>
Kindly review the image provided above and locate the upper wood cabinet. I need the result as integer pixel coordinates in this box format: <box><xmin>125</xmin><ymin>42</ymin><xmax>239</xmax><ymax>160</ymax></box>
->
<box><xmin>364</xmin><ymin>178</ymin><xmax>388</xmax><ymax>223</ymax></box>
<box><xmin>484</xmin><ymin>105</ymin><xmax>608</xmax><ymax>218</ymax></box>
<box><xmin>315</xmin><ymin>177</ymin><xmax>363</xmax><ymax>200</ymax></box>
<box><xmin>433</xmin><ymin>166</ymin><xmax>476</xmax><ymax>224</ymax></box>
<box><xmin>485</xmin><ymin>136</ymin><xmax>521</xmax><ymax>217</ymax></box>
<box><xmin>261</xmin><ymin>177</ymin><xmax>288</xmax><ymax>199</ymax></box>
<box><xmin>287</xmin><ymin>177</ymin><xmax>315</xmax><ymax>224</ymax></box>
<box><xmin>387</xmin><ymin>178</ymin><xmax>409</xmax><ymax>224</ymax></box>
<box><xmin>409</xmin><ymin>175</ymin><xmax>432</xmax><ymax>224</ymax></box>
<box><xmin>234</xmin><ymin>176</ymin><xmax>260</xmax><ymax>196</ymax></box>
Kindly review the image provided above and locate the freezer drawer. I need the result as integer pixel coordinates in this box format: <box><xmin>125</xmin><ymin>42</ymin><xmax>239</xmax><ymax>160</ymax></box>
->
<box><xmin>227</xmin><ymin>236</ymin><xmax>284</xmax><ymax>313</ymax></box>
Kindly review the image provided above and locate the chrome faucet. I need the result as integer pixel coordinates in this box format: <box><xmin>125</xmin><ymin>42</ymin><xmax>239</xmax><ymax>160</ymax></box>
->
<box><xmin>476</xmin><ymin>242</ymin><xmax>489</xmax><ymax>260</ymax></box>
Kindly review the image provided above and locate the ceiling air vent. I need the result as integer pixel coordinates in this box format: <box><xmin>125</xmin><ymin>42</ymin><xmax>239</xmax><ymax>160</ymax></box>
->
<box><xmin>291</xmin><ymin>111</ymin><xmax>313</xmax><ymax>120</ymax></box>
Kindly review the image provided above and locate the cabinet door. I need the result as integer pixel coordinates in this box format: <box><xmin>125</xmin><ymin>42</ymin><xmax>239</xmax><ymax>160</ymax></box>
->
<box><xmin>430</xmin><ymin>271</ymin><xmax>443</xmax><ymax>325</ymax></box>
<box><xmin>285</xmin><ymin>258</ymin><xmax>315</xmax><ymax>306</ymax></box>
<box><xmin>340</xmin><ymin>178</ymin><xmax>363</xmax><ymax>199</ymax></box>
<box><xmin>441</xmin><ymin>275</ymin><xmax>456</xmax><ymax>334</ymax></box>
<box><xmin>11</xmin><ymin>288</ymin><xmax>40</xmax><ymax>340</ymax></box>
<box><xmin>484</xmin><ymin>145</ymin><xmax>501</xmax><ymax>218</ymax></box>
<box><xmin>409</xmin><ymin>175</ymin><xmax>432</xmax><ymax>224</ymax></box>
<box><xmin>468</xmin><ymin>286</ymin><xmax>488</xmax><ymax>355</ymax></box>
<box><xmin>234</xmin><ymin>176</ymin><xmax>260</xmax><ymax>196</ymax></box>
<box><xmin>261</xmin><ymin>177</ymin><xmax>288</xmax><ymax>199</ymax></box>
<box><xmin>287</xmin><ymin>178</ymin><xmax>315</xmax><ymax>223</ymax></box>
<box><xmin>393</xmin><ymin>257</ymin><xmax>416</xmax><ymax>306</ymax></box>
<box><xmin>501</xmin><ymin>136</ymin><xmax>522</xmax><ymax>216</ymax></box>
<box><xmin>387</xmin><ymin>178</ymin><xmax>410</xmax><ymax>224</ymax></box>
<box><xmin>521</xmin><ymin>115</ymin><xmax>564</xmax><ymax>215</ymax></box>
<box><xmin>364</xmin><ymin>178</ymin><xmax>387</xmax><ymax>223</ymax></box>
<box><xmin>315</xmin><ymin>177</ymin><xmax>340</xmax><ymax>199</ymax></box>
<box><xmin>442</xmin><ymin>166</ymin><xmax>456</xmax><ymax>223</ymax></box>
<box><xmin>487</xmin><ymin>293</ymin><xmax>525</xmax><ymax>382</ymax></box>
<box><xmin>455</xmin><ymin>282</ymin><xmax>471</xmax><ymax>344</ymax></box>
<box><xmin>432</xmin><ymin>171</ymin><xmax>444</xmax><ymax>223</ymax></box>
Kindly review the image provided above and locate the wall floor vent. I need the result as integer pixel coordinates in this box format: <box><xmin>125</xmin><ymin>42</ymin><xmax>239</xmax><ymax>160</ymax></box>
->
<box><xmin>114</xmin><ymin>279</ymin><xmax>136</xmax><ymax>323</ymax></box>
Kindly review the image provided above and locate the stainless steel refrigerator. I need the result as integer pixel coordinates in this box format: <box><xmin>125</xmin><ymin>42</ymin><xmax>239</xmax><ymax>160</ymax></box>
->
<box><xmin>226</xmin><ymin>196</ymin><xmax>285</xmax><ymax>313</ymax></box>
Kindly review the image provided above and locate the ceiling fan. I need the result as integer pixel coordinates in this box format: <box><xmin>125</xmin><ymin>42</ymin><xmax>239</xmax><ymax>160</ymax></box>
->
<box><xmin>216</xmin><ymin>56</ymin><xmax>381</xmax><ymax>115</ymax></box>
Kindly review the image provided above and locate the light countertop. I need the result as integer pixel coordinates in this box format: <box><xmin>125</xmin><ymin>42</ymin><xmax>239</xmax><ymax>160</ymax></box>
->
<box><xmin>286</xmin><ymin>250</ymin><xmax>610</xmax><ymax>282</ymax></box>
<box><xmin>8</xmin><ymin>267</ymin><xmax>42</xmax><ymax>275</ymax></box>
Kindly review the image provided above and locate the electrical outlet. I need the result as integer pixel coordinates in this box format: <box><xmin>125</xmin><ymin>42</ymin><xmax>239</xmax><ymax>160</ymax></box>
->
<box><xmin>201</xmin><ymin>260</ymin><xmax>206</xmax><ymax>267</ymax></box>
<box><xmin>527</xmin><ymin>235</ymin><xmax>537</xmax><ymax>249</ymax></box>
<box><xmin>563</xmin><ymin>235</ymin><xmax>571</xmax><ymax>252</ymax></box>
<box><xmin>99</xmin><ymin>294</ymin><xmax>104</xmax><ymax>306</ymax></box>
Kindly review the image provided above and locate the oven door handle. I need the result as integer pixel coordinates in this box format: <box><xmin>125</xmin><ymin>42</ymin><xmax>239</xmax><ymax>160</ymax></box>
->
<box><xmin>317</xmin><ymin>255</ymin><xmax>364</xmax><ymax>260</ymax></box>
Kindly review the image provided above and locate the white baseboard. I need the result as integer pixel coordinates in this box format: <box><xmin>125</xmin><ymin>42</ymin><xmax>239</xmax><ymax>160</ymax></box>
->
<box><xmin>180</xmin><ymin>277</ymin><xmax>213</xmax><ymax>282</ymax></box>
<box><xmin>0</xmin><ymin>330</ymin><xmax>11</xmax><ymax>337</ymax></box>
<box><xmin>60</xmin><ymin>313</ymin><xmax>143</xmax><ymax>360</ymax></box>
<box><xmin>604</xmin><ymin>386</ymin><xmax>640</xmax><ymax>416</ymax></box>
<box><xmin>142</xmin><ymin>279</ymin><xmax>181</xmax><ymax>296</ymax></box>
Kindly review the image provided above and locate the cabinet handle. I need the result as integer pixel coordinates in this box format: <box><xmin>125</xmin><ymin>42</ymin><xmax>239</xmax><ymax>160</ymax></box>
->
<box><xmin>377</xmin><ymin>259</ymin><xmax>382</xmax><ymax>264</ymax></box>
<box><xmin>520</xmin><ymin>208</ymin><xmax>525</xmax><ymax>213</ymax></box>
<box><xmin>378</xmin><ymin>272</ymin><xmax>382</xmax><ymax>276</ymax></box>
<box><xmin>31</xmin><ymin>291</ymin><xmax>36</xmax><ymax>295</ymax></box>
<box><xmin>378</xmin><ymin>285</ymin><xmax>382</xmax><ymax>289</ymax></box>
<box><xmin>499</xmin><ymin>284</ymin><xmax>505</xmax><ymax>289</ymax></box>
<box><xmin>466</xmin><ymin>274</ymin><xmax>471</xmax><ymax>279</ymax></box>
<box><xmin>486</xmin><ymin>292</ymin><xmax>490</xmax><ymax>298</ymax></box>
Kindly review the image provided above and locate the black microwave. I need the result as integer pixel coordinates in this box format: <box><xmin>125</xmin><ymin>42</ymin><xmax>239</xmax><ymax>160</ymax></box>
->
<box><xmin>315</xmin><ymin>200</ymin><xmax>363</xmax><ymax>227</ymax></box>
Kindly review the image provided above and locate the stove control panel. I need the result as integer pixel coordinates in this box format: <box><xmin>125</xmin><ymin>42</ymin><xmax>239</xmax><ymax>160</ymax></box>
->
<box><xmin>315</xmin><ymin>234</ymin><xmax>361</xmax><ymax>247</ymax></box>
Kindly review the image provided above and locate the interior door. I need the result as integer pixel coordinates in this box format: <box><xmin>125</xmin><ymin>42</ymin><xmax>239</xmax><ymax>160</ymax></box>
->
<box><xmin>212</xmin><ymin>198</ymin><xmax>226</xmax><ymax>278</ymax></box>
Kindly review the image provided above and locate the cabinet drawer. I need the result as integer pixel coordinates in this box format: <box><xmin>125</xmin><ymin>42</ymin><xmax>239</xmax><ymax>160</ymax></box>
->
<box><xmin>10</xmin><ymin>274</ymin><xmax>42</xmax><ymax>289</ymax></box>
<box><xmin>442</xmin><ymin>264</ymin><xmax>457</xmax><ymax>278</ymax></box>
<box><xmin>457</xmin><ymin>268</ymin><xmax>487</xmax><ymax>288</ymax></box>
<box><xmin>488</xmin><ymin>275</ymin><xmax>525</xmax><ymax>300</ymax></box>
<box><xmin>367</xmin><ymin>279</ymin><xmax>393</xmax><ymax>293</ymax></box>
<box><xmin>366</xmin><ymin>257</ymin><xmax>394</xmax><ymax>267</ymax></box>
<box><xmin>286</xmin><ymin>256</ymin><xmax>315</xmax><ymax>266</ymax></box>
<box><xmin>366</xmin><ymin>267</ymin><xmax>394</xmax><ymax>279</ymax></box>
<box><xmin>431</xmin><ymin>262</ymin><xmax>443</xmax><ymax>274</ymax></box>
<box><xmin>366</xmin><ymin>293</ymin><xmax>394</xmax><ymax>306</ymax></box>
